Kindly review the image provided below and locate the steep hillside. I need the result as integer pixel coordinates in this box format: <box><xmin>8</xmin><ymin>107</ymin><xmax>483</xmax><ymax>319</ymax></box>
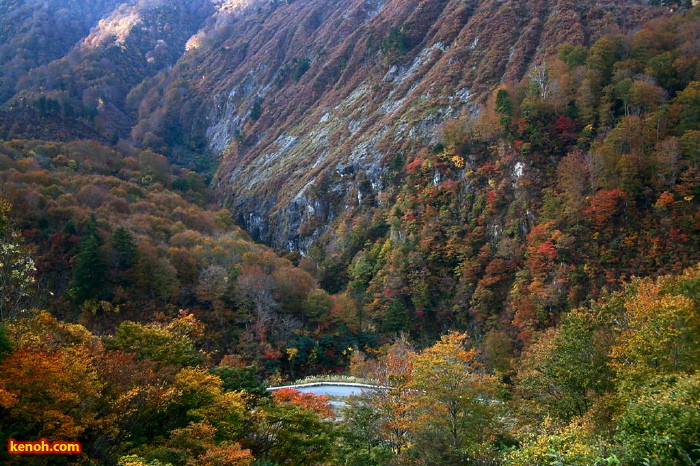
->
<box><xmin>137</xmin><ymin>0</ymin><xmax>668</xmax><ymax>249</ymax></box>
<box><xmin>129</xmin><ymin>1</ymin><xmax>700</xmax><ymax>354</ymax></box>
<box><xmin>1</xmin><ymin>4</ymin><xmax>699</xmax><ymax>464</ymax></box>
<box><xmin>140</xmin><ymin>2</ymin><xmax>700</xmax><ymax>348</ymax></box>
<box><xmin>0</xmin><ymin>108</ymin><xmax>108</xmax><ymax>142</ymax></box>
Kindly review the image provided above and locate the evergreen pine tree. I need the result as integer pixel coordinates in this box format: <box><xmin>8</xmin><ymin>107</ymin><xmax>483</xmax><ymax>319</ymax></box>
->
<box><xmin>384</xmin><ymin>300</ymin><xmax>409</xmax><ymax>334</ymax></box>
<box><xmin>63</xmin><ymin>219</ymin><xmax>77</xmax><ymax>236</ymax></box>
<box><xmin>495</xmin><ymin>89</ymin><xmax>513</xmax><ymax>130</ymax></box>
<box><xmin>71</xmin><ymin>215</ymin><xmax>109</xmax><ymax>303</ymax></box>
<box><xmin>110</xmin><ymin>227</ymin><xmax>138</xmax><ymax>271</ymax></box>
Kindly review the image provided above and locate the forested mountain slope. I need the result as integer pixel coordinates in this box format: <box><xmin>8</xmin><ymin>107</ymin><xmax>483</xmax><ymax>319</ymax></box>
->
<box><xmin>0</xmin><ymin>139</ymin><xmax>362</xmax><ymax>376</ymax></box>
<box><xmin>1</xmin><ymin>0</ymin><xmax>698</xmax><ymax>361</ymax></box>
<box><xmin>139</xmin><ymin>0</ymin><xmax>669</xmax><ymax>249</ymax></box>
<box><xmin>1</xmin><ymin>0</ymin><xmax>677</xmax><ymax>235</ymax></box>
<box><xmin>1</xmin><ymin>1</ymin><xmax>700</xmax><ymax>464</ymax></box>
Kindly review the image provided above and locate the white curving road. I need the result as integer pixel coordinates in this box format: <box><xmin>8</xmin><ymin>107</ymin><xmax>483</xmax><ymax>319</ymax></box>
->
<box><xmin>267</xmin><ymin>382</ymin><xmax>386</xmax><ymax>398</ymax></box>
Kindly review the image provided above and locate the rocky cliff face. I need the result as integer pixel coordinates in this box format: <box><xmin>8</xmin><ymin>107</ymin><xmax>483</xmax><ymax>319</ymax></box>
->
<box><xmin>141</xmin><ymin>0</ymin><xmax>662</xmax><ymax>250</ymax></box>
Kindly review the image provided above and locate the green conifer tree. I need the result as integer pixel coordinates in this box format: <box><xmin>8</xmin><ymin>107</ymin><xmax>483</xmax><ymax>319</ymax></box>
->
<box><xmin>384</xmin><ymin>300</ymin><xmax>409</xmax><ymax>334</ymax></box>
<box><xmin>495</xmin><ymin>89</ymin><xmax>514</xmax><ymax>131</ymax></box>
<box><xmin>71</xmin><ymin>215</ymin><xmax>109</xmax><ymax>303</ymax></box>
<box><xmin>110</xmin><ymin>227</ymin><xmax>138</xmax><ymax>271</ymax></box>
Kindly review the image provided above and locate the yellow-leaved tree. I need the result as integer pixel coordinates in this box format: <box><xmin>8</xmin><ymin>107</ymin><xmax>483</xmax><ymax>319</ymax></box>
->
<box><xmin>610</xmin><ymin>277</ymin><xmax>700</xmax><ymax>394</ymax></box>
<box><xmin>609</xmin><ymin>267</ymin><xmax>700</xmax><ymax>464</ymax></box>
<box><xmin>408</xmin><ymin>331</ymin><xmax>501</xmax><ymax>465</ymax></box>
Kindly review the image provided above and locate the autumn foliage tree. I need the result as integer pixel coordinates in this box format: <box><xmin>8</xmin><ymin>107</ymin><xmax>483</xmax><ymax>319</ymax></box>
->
<box><xmin>407</xmin><ymin>332</ymin><xmax>501</xmax><ymax>464</ymax></box>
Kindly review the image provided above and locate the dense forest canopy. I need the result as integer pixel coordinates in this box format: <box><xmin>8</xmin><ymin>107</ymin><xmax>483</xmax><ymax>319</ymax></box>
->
<box><xmin>0</xmin><ymin>0</ymin><xmax>699</xmax><ymax>465</ymax></box>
